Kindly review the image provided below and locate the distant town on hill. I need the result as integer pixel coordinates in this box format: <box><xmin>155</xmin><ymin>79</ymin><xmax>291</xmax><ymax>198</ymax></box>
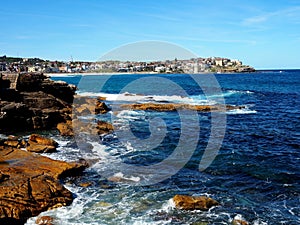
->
<box><xmin>0</xmin><ymin>55</ymin><xmax>255</xmax><ymax>74</ymax></box>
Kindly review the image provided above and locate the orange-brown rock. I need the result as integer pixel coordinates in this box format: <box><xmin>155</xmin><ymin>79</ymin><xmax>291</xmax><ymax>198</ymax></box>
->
<box><xmin>97</xmin><ymin>96</ymin><xmax>107</xmax><ymax>101</ymax></box>
<box><xmin>0</xmin><ymin>146</ymin><xmax>87</xmax><ymax>224</ymax></box>
<box><xmin>57</xmin><ymin>120</ymin><xmax>74</xmax><ymax>136</ymax></box>
<box><xmin>73</xmin><ymin>96</ymin><xmax>110</xmax><ymax>115</ymax></box>
<box><xmin>35</xmin><ymin>215</ymin><xmax>54</xmax><ymax>225</ymax></box>
<box><xmin>26</xmin><ymin>134</ymin><xmax>58</xmax><ymax>153</ymax></box>
<box><xmin>96</xmin><ymin>120</ymin><xmax>114</xmax><ymax>135</ymax></box>
<box><xmin>121</xmin><ymin>103</ymin><xmax>242</xmax><ymax>112</ymax></box>
<box><xmin>232</xmin><ymin>219</ymin><xmax>249</xmax><ymax>225</ymax></box>
<box><xmin>95</xmin><ymin>101</ymin><xmax>110</xmax><ymax>114</ymax></box>
<box><xmin>173</xmin><ymin>194</ymin><xmax>219</xmax><ymax>211</ymax></box>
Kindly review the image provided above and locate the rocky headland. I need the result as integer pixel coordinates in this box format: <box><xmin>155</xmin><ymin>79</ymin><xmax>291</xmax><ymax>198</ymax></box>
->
<box><xmin>0</xmin><ymin>72</ymin><xmax>250</xmax><ymax>224</ymax></box>
<box><xmin>0</xmin><ymin>72</ymin><xmax>75</xmax><ymax>132</ymax></box>
<box><xmin>0</xmin><ymin>73</ymin><xmax>87</xmax><ymax>224</ymax></box>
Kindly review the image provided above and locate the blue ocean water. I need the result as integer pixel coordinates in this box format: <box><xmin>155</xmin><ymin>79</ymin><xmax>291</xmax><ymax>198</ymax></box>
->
<box><xmin>27</xmin><ymin>71</ymin><xmax>300</xmax><ymax>224</ymax></box>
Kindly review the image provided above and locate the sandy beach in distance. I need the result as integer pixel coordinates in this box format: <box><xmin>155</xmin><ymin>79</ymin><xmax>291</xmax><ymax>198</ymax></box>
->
<box><xmin>45</xmin><ymin>71</ymin><xmax>160</xmax><ymax>77</ymax></box>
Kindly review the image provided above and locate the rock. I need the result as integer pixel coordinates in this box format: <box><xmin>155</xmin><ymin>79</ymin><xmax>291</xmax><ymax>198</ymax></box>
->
<box><xmin>173</xmin><ymin>195</ymin><xmax>219</xmax><ymax>211</ymax></box>
<box><xmin>73</xmin><ymin>96</ymin><xmax>110</xmax><ymax>115</ymax></box>
<box><xmin>4</xmin><ymin>140</ymin><xmax>20</xmax><ymax>148</ymax></box>
<box><xmin>0</xmin><ymin>146</ymin><xmax>87</xmax><ymax>224</ymax></box>
<box><xmin>79</xmin><ymin>182</ymin><xmax>93</xmax><ymax>187</ymax></box>
<box><xmin>96</xmin><ymin>120</ymin><xmax>114</xmax><ymax>135</ymax></box>
<box><xmin>121</xmin><ymin>103</ymin><xmax>243</xmax><ymax>112</ymax></box>
<box><xmin>0</xmin><ymin>136</ymin><xmax>26</xmax><ymax>149</ymax></box>
<box><xmin>232</xmin><ymin>219</ymin><xmax>249</xmax><ymax>225</ymax></box>
<box><xmin>57</xmin><ymin>120</ymin><xmax>74</xmax><ymax>136</ymax></box>
<box><xmin>0</xmin><ymin>73</ymin><xmax>75</xmax><ymax>132</ymax></box>
<box><xmin>95</xmin><ymin>101</ymin><xmax>110</xmax><ymax>114</ymax></box>
<box><xmin>35</xmin><ymin>215</ymin><xmax>54</xmax><ymax>225</ymax></box>
<box><xmin>26</xmin><ymin>144</ymin><xmax>56</xmax><ymax>153</ymax></box>
<box><xmin>29</xmin><ymin>134</ymin><xmax>58</xmax><ymax>147</ymax></box>
<box><xmin>26</xmin><ymin>134</ymin><xmax>58</xmax><ymax>153</ymax></box>
<box><xmin>232</xmin><ymin>215</ymin><xmax>249</xmax><ymax>225</ymax></box>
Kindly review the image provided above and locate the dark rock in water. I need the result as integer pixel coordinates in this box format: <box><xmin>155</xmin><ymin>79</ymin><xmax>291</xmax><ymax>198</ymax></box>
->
<box><xmin>96</xmin><ymin>120</ymin><xmax>114</xmax><ymax>135</ymax></box>
<box><xmin>0</xmin><ymin>146</ymin><xmax>87</xmax><ymax>224</ymax></box>
<box><xmin>95</xmin><ymin>101</ymin><xmax>110</xmax><ymax>114</ymax></box>
<box><xmin>173</xmin><ymin>194</ymin><xmax>219</xmax><ymax>211</ymax></box>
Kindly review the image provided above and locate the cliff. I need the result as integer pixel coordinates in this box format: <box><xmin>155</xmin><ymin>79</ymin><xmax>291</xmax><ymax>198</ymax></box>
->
<box><xmin>0</xmin><ymin>73</ymin><xmax>76</xmax><ymax>132</ymax></box>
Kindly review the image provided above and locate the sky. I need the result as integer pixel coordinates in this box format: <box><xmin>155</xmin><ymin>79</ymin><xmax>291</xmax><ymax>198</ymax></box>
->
<box><xmin>0</xmin><ymin>0</ymin><xmax>300</xmax><ymax>69</ymax></box>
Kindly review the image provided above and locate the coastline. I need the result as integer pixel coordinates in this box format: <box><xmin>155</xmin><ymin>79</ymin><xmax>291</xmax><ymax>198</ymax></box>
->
<box><xmin>45</xmin><ymin>71</ymin><xmax>160</xmax><ymax>77</ymax></box>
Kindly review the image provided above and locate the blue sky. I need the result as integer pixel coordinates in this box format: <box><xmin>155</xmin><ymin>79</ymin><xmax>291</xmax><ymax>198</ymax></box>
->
<box><xmin>0</xmin><ymin>0</ymin><xmax>300</xmax><ymax>69</ymax></box>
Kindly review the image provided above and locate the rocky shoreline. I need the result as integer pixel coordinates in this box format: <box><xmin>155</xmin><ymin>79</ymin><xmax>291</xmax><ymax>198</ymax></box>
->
<box><xmin>0</xmin><ymin>72</ymin><xmax>250</xmax><ymax>224</ymax></box>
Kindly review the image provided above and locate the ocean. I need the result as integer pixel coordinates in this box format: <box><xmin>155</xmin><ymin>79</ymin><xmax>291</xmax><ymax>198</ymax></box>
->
<box><xmin>25</xmin><ymin>70</ymin><xmax>299</xmax><ymax>224</ymax></box>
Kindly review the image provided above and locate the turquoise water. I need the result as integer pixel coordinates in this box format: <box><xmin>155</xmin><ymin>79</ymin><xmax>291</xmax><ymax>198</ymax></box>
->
<box><xmin>25</xmin><ymin>71</ymin><xmax>299</xmax><ymax>224</ymax></box>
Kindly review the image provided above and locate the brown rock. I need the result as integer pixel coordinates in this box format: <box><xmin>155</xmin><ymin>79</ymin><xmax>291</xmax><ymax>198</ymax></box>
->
<box><xmin>57</xmin><ymin>120</ymin><xmax>74</xmax><ymax>136</ymax></box>
<box><xmin>79</xmin><ymin>182</ymin><xmax>93</xmax><ymax>187</ymax></box>
<box><xmin>95</xmin><ymin>101</ymin><xmax>110</xmax><ymax>114</ymax></box>
<box><xmin>121</xmin><ymin>103</ymin><xmax>242</xmax><ymax>112</ymax></box>
<box><xmin>0</xmin><ymin>146</ymin><xmax>87</xmax><ymax>224</ymax></box>
<box><xmin>26</xmin><ymin>144</ymin><xmax>56</xmax><ymax>153</ymax></box>
<box><xmin>173</xmin><ymin>195</ymin><xmax>219</xmax><ymax>211</ymax></box>
<box><xmin>4</xmin><ymin>140</ymin><xmax>20</xmax><ymax>148</ymax></box>
<box><xmin>97</xmin><ymin>96</ymin><xmax>107</xmax><ymax>101</ymax></box>
<box><xmin>35</xmin><ymin>215</ymin><xmax>54</xmax><ymax>225</ymax></box>
<box><xmin>96</xmin><ymin>120</ymin><xmax>114</xmax><ymax>135</ymax></box>
<box><xmin>27</xmin><ymin>134</ymin><xmax>58</xmax><ymax>153</ymax></box>
<box><xmin>0</xmin><ymin>73</ymin><xmax>76</xmax><ymax>132</ymax></box>
<box><xmin>232</xmin><ymin>219</ymin><xmax>249</xmax><ymax>225</ymax></box>
<box><xmin>29</xmin><ymin>134</ymin><xmax>58</xmax><ymax>147</ymax></box>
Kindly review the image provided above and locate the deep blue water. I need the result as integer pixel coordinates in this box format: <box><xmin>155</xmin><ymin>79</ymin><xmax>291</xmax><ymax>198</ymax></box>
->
<box><xmin>30</xmin><ymin>71</ymin><xmax>300</xmax><ymax>224</ymax></box>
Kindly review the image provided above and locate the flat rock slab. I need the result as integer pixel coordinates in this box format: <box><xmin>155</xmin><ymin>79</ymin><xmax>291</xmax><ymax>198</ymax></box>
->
<box><xmin>0</xmin><ymin>146</ymin><xmax>87</xmax><ymax>224</ymax></box>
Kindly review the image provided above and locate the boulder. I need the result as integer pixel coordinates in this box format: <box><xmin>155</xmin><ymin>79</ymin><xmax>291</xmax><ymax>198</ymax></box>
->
<box><xmin>95</xmin><ymin>101</ymin><xmax>110</xmax><ymax>114</ymax></box>
<box><xmin>173</xmin><ymin>195</ymin><xmax>219</xmax><ymax>211</ymax></box>
<box><xmin>35</xmin><ymin>216</ymin><xmax>54</xmax><ymax>225</ymax></box>
<box><xmin>26</xmin><ymin>134</ymin><xmax>58</xmax><ymax>153</ymax></box>
<box><xmin>0</xmin><ymin>146</ymin><xmax>87</xmax><ymax>224</ymax></box>
<box><xmin>73</xmin><ymin>96</ymin><xmax>110</xmax><ymax>115</ymax></box>
<box><xmin>96</xmin><ymin>120</ymin><xmax>114</xmax><ymax>135</ymax></box>
<box><xmin>57</xmin><ymin>120</ymin><xmax>74</xmax><ymax>136</ymax></box>
<box><xmin>232</xmin><ymin>219</ymin><xmax>249</xmax><ymax>225</ymax></box>
<box><xmin>0</xmin><ymin>136</ymin><xmax>26</xmax><ymax>149</ymax></box>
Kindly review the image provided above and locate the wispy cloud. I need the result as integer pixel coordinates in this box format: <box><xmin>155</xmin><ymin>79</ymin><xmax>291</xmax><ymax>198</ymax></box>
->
<box><xmin>242</xmin><ymin>6</ymin><xmax>300</xmax><ymax>26</ymax></box>
<box><xmin>117</xmin><ymin>31</ymin><xmax>257</xmax><ymax>46</ymax></box>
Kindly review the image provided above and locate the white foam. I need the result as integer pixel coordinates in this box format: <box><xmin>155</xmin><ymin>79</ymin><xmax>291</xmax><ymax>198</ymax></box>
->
<box><xmin>77</xmin><ymin>92</ymin><xmax>216</xmax><ymax>105</ymax></box>
<box><xmin>160</xmin><ymin>198</ymin><xmax>176</xmax><ymax>212</ymax></box>
<box><xmin>227</xmin><ymin>108</ymin><xmax>257</xmax><ymax>115</ymax></box>
<box><xmin>111</xmin><ymin>172</ymin><xmax>141</xmax><ymax>182</ymax></box>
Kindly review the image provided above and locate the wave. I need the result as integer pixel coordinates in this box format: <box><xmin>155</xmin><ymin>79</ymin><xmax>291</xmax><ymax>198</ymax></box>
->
<box><xmin>77</xmin><ymin>92</ymin><xmax>217</xmax><ymax>105</ymax></box>
<box><xmin>227</xmin><ymin>106</ymin><xmax>257</xmax><ymax>115</ymax></box>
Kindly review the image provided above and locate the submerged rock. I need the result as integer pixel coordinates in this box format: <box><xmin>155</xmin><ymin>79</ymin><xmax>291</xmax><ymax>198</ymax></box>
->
<box><xmin>121</xmin><ymin>103</ymin><xmax>243</xmax><ymax>112</ymax></box>
<box><xmin>0</xmin><ymin>146</ymin><xmax>87</xmax><ymax>224</ymax></box>
<box><xmin>173</xmin><ymin>194</ymin><xmax>219</xmax><ymax>211</ymax></box>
